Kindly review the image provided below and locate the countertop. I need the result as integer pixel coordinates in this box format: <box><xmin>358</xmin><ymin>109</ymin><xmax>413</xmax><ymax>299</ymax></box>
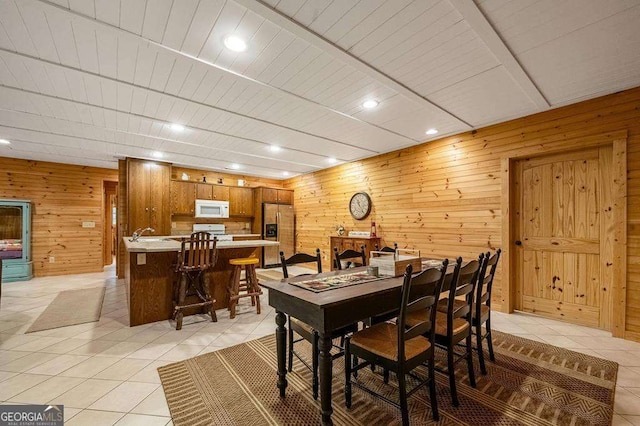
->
<box><xmin>167</xmin><ymin>233</ymin><xmax>261</xmax><ymax>239</ymax></box>
<box><xmin>123</xmin><ymin>237</ymin><xmax>278</xmax><ymax>253</ymax></box>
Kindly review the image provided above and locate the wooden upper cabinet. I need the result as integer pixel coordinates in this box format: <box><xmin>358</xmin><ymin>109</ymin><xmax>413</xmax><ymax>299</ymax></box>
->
<box><xmin>127</xmin><ymin>159</ymin><xmax>171</xmax><ymax>235</ymax></box>
<box><xmin>196</xmin><ymin>184</ymin><xmax>229</xmax><ymax>201</ymax></box>
<box><xmin>170</xmin><ymin>181</ymin><xmax>196</xmax><ymax>215</ymax></box>
<box><xmin>229</xmin><ymin>187</ymin><xmax>253</xmax><ymax>217</ymax></box>
<box><xmin>261</xmin><ymin>188</ymin><xmax>293</xmax><ymax>205</ymax></box>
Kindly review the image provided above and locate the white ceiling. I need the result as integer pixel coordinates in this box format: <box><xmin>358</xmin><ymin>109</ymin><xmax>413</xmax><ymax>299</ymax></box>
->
<box><xmin>0</xmin><ymin>0</ymin><xmax>639</xmax><ymax>179</ymax></box>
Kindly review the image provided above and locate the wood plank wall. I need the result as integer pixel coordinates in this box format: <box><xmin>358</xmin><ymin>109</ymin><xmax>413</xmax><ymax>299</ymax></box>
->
<box><xmin>171</xmin><ymin>166</ymin><xmax>284</xmax><ymax>188</ymax></box>
<box><xmin>0</xmin><ymin>157</ymin><xmax>118</xmax><ymax>277</ymax></box>
<box><xmin>284</xmin><ymin>86</ymin><xmax>640</xmax><ymax>340</ymax></box>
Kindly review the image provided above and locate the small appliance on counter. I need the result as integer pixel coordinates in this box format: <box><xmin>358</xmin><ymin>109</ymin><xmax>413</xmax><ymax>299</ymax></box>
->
<box><xmin>192</xmin><ymin>224</ymin><xmax>233</xmax><ymax>241</ymax></box>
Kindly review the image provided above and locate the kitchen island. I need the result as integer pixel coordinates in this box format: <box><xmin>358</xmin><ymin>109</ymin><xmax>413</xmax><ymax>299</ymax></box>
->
<box><xmin>123</xmin><ymin>237</ymin><xmax>278</xmax><ymax>326</ymax></box>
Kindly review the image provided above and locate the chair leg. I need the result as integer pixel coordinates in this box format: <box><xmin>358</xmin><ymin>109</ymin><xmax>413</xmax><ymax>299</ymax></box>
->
<box><xmin>353</xmin><ymin>356</ymin><xmax>358</xmax><ymax>378</ymax></box>
<box><xmin>312</xmin><ymin>331</ymin><xmax>319</xmax><ymax>400</ymax></box>
<box><xmin>175</xmin><ymin>274</ymin><xmax>187</xmax><ymax>331</ymax></box>
<box><xmin>344</xmin><ymin>337</ymin><xmax>352</xmax><ymax>409</ymax></box>
<box><xmin>248</xmin><ymin>265</ymin><xmax>261</xmax><ymax>315</ymax></box>
<box><xmin>398</xmin><ymin>368</ymin><xmax>409</xmax><ymax>426</ymax></box>
<box><xmin>201</xmin><ymin>274</ymin><xmax>217</xmax><ymax>323</ymax></box>
<box><xmin>428</xmin><ymin>357</ymin><xmax>439</xmax><ymax>421</ymax></box>
<box><xmin>287</xmin><ymin>318</ymin><xmax>294</xmax><ymax>373</ymax></box>
<box><xmin>383</xmin><ymin>368</ymin><xmax>390</xmax><ymax>384</ymax></box>
<box><xmin>229</xmin><ymin>266</ymin><xmax>241</xmax><ymax>319</ymax></box>
<box><xmin>466</xmin><ymin>332</ymin><xmax>477</xmax><ymax>388</ymax></box>
<box><xmin>486</xmin><ymin>317</ymin><xmax>495</xmax><ymax>362</ymax></box>
<box><xmin>447</xmin><ymin>342</ymin><xmax>459</xmax><ymax>407</ymax></box>
<box><xmin>476</xmin><ymin>322</ymin><xmax>487</xmax><ymax>375</ymax></box>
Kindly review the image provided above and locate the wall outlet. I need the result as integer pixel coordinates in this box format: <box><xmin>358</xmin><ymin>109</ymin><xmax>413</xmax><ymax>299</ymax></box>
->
<box><xmin>82</xmin><ymin>221</ymin><xmax>96</xmax><ymax>228</ymax></box>
<box><xmin>137</xmin><ymin>253</ymin><xmax>146</xmax><ymax>265</ymax></box>
<box><xmin>171</xmin><ymin>222</ymin><xmax>176</xmax><ymax>229</ymax></box>
<box><xmin>49</xmin><ymin>256</ymin><xmax>55</xmax><ymax>263</ymax></box>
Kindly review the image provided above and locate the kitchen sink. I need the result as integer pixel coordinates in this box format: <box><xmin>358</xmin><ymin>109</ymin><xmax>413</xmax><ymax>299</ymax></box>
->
<box><xmin>136</xmin><ymin>238</ymin><xmax>172</xmax><ymax>242</ymax></box>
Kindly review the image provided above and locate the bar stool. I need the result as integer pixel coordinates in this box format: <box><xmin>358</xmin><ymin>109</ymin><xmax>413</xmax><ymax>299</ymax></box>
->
<box><xmin>228</xmin><ymin>257</ymin><xmax>262</xmax><ymax>319</ymax></box>
<box><xmin>173</xmin><ymin>232</ymin><xmax>218</xmax><ymax>331</ymax></box>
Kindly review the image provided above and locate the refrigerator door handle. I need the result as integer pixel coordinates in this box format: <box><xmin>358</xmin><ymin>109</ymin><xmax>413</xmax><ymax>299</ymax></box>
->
<box><xmin>276</xmin><ymin>211</ymin><xmax>280</xmax><ymax>241</ymax></box>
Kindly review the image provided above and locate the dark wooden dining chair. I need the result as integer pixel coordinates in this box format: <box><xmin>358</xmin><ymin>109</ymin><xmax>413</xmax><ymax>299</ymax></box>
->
<box><xmin>173</xmin><ymin>232</ymin><xmax>218</xmax><ymax>330</ymax></box>
<box><xmin>333</xmin><ymin>245</ymin><xmax>366</xmax><ymax>270</ymax></box>
<box><xmin>434</xmin><ymin>255</ymin><xmax>483</xmax><ymax>406</ymax></box>
<box><xmin>474</xmin><ymin>249</ymin><xmax>501</xmax><ymax>374</ymax></box>
<box><xmin>375</xmin><ymin>242</ymin><xmax>398</xmax><ymax>253</ymax></box>
<box><xmin>280</xmin><ymin>249</ymin><xmax>357</xmax><ymax>400</ymax></box>
<box><xmin>345</xmin><ymin>260</ymin><xmax>447</xmax><ymax>425</ymax></box>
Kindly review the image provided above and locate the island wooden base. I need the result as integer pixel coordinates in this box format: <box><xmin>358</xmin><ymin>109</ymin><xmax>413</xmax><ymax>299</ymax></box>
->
<box><xmin>125</xmin><ymin>247</ymin><xmax>259</xmax><ymax>326</ymax></box>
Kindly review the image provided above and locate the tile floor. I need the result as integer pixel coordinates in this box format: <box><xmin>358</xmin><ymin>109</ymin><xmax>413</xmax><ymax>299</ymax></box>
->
<box><xmin>1</xmin><ymin>265</ymin><xmax>639</xmax><ymax>425</ymax></box>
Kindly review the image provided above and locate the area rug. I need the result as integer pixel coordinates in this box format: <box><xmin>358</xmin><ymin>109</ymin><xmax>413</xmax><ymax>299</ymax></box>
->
<box><xmin>26</xmin><ymin>287</ymin><xmax>106</xmax><ymax>333</ymax></box>
<box><xmin>158</xmin><ymin>330</ymin><xmax>617</xmax><ymax>425</ymax></box>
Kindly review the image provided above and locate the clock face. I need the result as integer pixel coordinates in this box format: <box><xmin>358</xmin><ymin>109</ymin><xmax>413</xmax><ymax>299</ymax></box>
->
<box><xmin>349</xmin><ymin>192</ymin><xmax>372</xmax><ymax>220</ymax></box>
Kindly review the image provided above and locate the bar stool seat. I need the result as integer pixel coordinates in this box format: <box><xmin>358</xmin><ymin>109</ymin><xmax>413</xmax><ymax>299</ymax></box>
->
<box><xmin>228</xmin><ymin>257</ymin><xmax>262</xmax><ymax>319</ymax></box>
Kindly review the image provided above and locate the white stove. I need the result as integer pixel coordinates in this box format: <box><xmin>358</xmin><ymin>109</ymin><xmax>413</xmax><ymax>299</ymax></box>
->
<box><xmin>192</xmin><ymin>224</ymin><xmax>233</xmax><ymax>241</ymax></box>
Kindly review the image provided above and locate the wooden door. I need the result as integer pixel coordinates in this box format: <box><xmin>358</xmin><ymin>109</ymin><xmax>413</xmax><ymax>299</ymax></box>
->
<box><xmin>170</xmin><ymin>181</ymin><xmax>196</xmax><ymax>215</ymax></box>
<box><xmin>229</xmin><ymin>187</ymin><xmax>253</xmax><ymax>216</ymax></box>
<box><xmin>514</xmin><ymin>147</ymin><xmax>615</xmax><ymax>329</ymax></box>
<box><xmin>149</xmin><ymin>162</ymin><xmax>171</xmax><ymax>235</ymax></box>
<box><xmin>127</xmin><ymin>160</ymin><xmax>151</xmax><ymax>234</ymax></box>
<box><xmin>212</xmin><ymin>186</ymin><xmax>230</xmax><ymax>201</ymax></box>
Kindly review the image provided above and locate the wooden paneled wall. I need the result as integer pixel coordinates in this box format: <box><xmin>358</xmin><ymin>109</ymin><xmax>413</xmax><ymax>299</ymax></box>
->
<box><xmin>171</xmin><ymin>166</ymin><xmax>283</xmax><ymax>188</ymax></box>
<box><xmin>0</xmin><ymin>157</ymin><xmax>118</xmax><ymax>277</ymax></box>
<box><xmin>285</xmin><ymin>86</ymin><xmax>640</xmax><ymax>341</ymax></box>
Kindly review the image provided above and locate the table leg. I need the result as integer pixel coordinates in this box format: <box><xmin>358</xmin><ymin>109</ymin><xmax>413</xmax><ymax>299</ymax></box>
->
<box><xmin>318</xmin><ymin>333</ymin><xmax>334</xmax><ymax>424</ymax></box>
<box><xmin>275</xmin><ymin>311</ymin><xmax>288</xmax><ymax>397</ymax></box>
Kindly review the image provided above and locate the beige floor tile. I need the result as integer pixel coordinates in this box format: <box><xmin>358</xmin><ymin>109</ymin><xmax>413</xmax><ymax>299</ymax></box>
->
<box><xmin>114</xmin><ymin>413</ymin><xmax>172</xmax><ymax>426</ymax></box>
<box><xmin>595</xmin><ymin>351</ymin><xmax>640</xmax><ymax>367</ymax></box>
<box><xmin>0</xmin><ymin>334</ymin><xmax>42</xmax><ymax>350</ymax></box>
<box><xmin>209</xmin><ymin>333</ymin><xmax>249</xmax><ymax>348</ymax></box>
<box><xmin>0</xmin><ymin>349</ymin><xmax>31</xmax><ymax>366</ymax></box>
<box><xmin>89</xmin><ymin>382</ymin><xmax>159</xmax><ymax>412</ymax></box>
<box><xmin>615</xmin><ymin>387</ymin><xmax>640</xmax><ymax>415</ymax></box>
<box><xmin>0</xmin><ymin>371</ymin><xmax>18</xmax><ymax>383</ymax></box>
<box><xmin>26</xmin><ymin>354</ymin><xmax>90</xmax><ymax>375</ymax></box>
<box><xmin>59</xmin><ymin>356</ymin><xmax>121</xmax><ymax>378</ymax></box>
<box><xmin>9</xmin><ymin>376</ymin><xmax>85</xmax><ymax>404</ymax></box>
<box><xmin>0</xmin><ymin>352</ymin><xmax>59</xmax><ymax>372</ymax></box>
<box><xmin>0</xmin><ymin>373</ymin><xmax>51</xmax><ymax>400</ymax></box>
<box><xmin>66</xmin><ymin>409</ymin><xmax>125</xmax><ymax>426</ymax></box>
<box><xmin>96</xmin><ymin>341</ymin><xmax>147</xmax><ymax>357</ymax></box>
<box><xmin>40</xmin><ymin>338</ymin><xmax>94</xmax><ymax>354</ymax></box>
<box><xmin>127</xmin><ymin>361</ymin><xmax>165</xmax><ymax>384</ymax></box>
<box><xmin>130</xmin><ymin>387</ymin><xmax>170</xmax><ymax>417</ymax></box>
<box><xmin>538</xmin><ymin>335</ymin><xmax>586</xmax><ymax>349</ymax></box>
<box><xmin>69</xmin><ymin>340</ymin><xmax>119</xmax><ymax>356</ymax></box>
<box><xmin>180</xmin><ymin>332</ymin><xmax>221</xmax><ymax>346</ymax></box>
<box><xmin>622</xmin><ymin>415</ymin><xmax>640</xmax><ymax>425</ymax></box>
<box><xmin>54</xmin><ymin>378</ymin><xmax>122</xmax><ymax>409</ymax></box>
<box><xmin>94</xmin><ymin>358</ymin><xmax>153</xmax><ymax>381</ymax></box>
<box><xmin>152</xmin><ymin>331</ymin><xmax>196</xmax><ymax>345</ymax></box>
<box><xmin>64</xmin><ymin>407</ymin><xmax>82</xmax><ymax>422</ymax></box>
<box><xmin>126</xmin><ymin>343</ymin><xmax>177</xmax><ymax>360</ymax></box>
<box><xmin>158</xmin><ymin>344</ymin><xmax>205</xmax><ymax>362</ymax></box>
<box><xmin>11</xmin><ymin>336</ymin><xmax>67</xmax><ymax>352</ymax></box>
<box><xmin>124</xmin><ymin>330</ymin><xmax>169</xmax><ymax>343</ymax></box>
<box><xmin>511</xmin><ymin>334</ymin><xmax>546</xmax><ymax>343</ymax></box>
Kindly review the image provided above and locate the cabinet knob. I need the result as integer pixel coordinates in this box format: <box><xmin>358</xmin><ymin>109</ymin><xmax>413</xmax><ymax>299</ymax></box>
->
<box><xmin>145</xmin><ymin>207</ymin><xmax>149</xmax><ymax>212</ymax></box>
<box><xmin>515</xmin><ymin>240</ymin><xmax>522</xmax><ymax>246</ymax></box>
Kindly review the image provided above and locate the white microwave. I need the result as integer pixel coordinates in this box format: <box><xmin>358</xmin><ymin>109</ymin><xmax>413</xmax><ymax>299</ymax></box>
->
<box><xmin>194</xmin><ymin>199</ymin><xmax>229</xmax><ymax>218</ymax></box>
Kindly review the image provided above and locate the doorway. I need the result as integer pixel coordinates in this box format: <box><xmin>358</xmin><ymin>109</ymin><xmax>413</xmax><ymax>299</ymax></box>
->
<box><xmin>502</xmin><ymin>131</ymin><xmax>627</xmax><ymax>336</ymax></box>
<box><xmin>103</xmin><ymin>181</ymin><xmax>118</xmax><ymax>266</ymax></box>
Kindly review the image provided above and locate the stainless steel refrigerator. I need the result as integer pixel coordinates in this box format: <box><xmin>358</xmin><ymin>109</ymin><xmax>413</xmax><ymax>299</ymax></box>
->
<box><xmin>262</xmin><ymin>203</ymin><xmax>294</xmax><ymax>267</ymax></box>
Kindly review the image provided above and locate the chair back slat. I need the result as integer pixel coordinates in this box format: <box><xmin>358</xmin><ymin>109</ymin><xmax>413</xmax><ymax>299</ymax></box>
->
<box><xmin>444</xmin><ymin>254</ymin><xmax>482</xmax><ymax>333</ymax></box>
<box><xmin>178</xmin><ymin>232</ymin><xmax>217</xmax><ymax>271</ymax></box>
<box><xmin>475</xmin><ymin>249</ymin><xmax>501</xmax><ymax>319</ymax></box>
<box><xmin>397</xmin><ymin>260</ymin><xmax>447</xmax><ymax>360</ymax></box>
<box><xmin>374</xmin><ymin>242</ymin><xmax>398</xmax><ymax>253</ymax></box>
<box><xmin>333</xmin><ymin>246</ymin><xmax>366</xmax><ymax>270</ymax></box>
<box><xmin>280</xmin><ymin>249</ymin><xmax>322</xmax><ymax>279</ymax></box>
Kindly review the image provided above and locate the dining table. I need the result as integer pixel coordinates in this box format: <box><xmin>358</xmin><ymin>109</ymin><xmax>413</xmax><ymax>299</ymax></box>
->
<box><xmin>259</xmin><ymin>262</ymin><xmax>450</xmax><ymax>424</ymax></box>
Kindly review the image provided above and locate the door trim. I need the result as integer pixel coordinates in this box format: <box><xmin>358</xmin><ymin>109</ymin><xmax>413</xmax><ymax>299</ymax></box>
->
<box><xmin>500</xmin><ymin>130</ymin><xmax>627</xmax><ymax>337</ymax></box>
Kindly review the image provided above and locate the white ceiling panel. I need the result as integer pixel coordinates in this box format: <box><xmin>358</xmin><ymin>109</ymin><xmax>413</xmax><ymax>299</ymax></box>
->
<box><xmin>0</xmin><ymin>0</ymin><xmax>637</xmax><ymax>178</ymax></box>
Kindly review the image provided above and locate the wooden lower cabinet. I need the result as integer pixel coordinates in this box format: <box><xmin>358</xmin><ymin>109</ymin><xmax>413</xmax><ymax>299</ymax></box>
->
<box><xmin>330</xmin><ymin>236</ymin><xmax>381</xmax><ymax>270</ymax></box>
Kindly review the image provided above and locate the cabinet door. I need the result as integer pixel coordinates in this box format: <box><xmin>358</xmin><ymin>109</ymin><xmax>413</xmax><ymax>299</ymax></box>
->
<box><xmin>277</xmin><ymin>189</ymin><xmax>293</xmax><ymax>205</ymax></box>
<box><xmin>170</xmin><ymin>181</ymin><xmax>196</xmax><ymax>215</ymax></box>
<box><xmin>262</xmin><ymin>188</ymin><xmax>278</xmax><ymax>203</ymax></box>
<box><xmin>212</xmin><ymin>186</ymin><xmax>230</xmax><ymax>201</ymax></box>
<box><xmin>149</xmin><ymin>162</ymin><xmax>171</xmax><ymax>234</ymax></box>
<box><xmin>127</xmin><ymin>160</ymin><xmax>151</xmax><ymax>234</ymax></box>
<box><xmin>196</xmin><ymin>184</ymin><xmax>212</xmax><ymax>200</ymax></box>
<box><xmin>229</xmin><ymin>187</ymin><xmax>253</xmax><ymax>216</ymax></box>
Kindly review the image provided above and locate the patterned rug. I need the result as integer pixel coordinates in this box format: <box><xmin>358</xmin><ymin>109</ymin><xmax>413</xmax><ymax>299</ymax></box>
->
<box><xmin>158</xmin><ymin>331</ymin><xmax>617</xmax><ymax>425</ymax></box>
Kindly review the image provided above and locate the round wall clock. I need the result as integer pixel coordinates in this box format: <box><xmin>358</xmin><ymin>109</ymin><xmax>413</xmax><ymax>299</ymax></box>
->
<box><xmin>349</xmin><ymin>192</ymin><xmax>372</xmax><ymax>220</ymax></box>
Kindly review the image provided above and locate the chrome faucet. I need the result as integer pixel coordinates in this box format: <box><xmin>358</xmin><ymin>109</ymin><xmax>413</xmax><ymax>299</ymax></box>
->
<box><xmin>130</xmin><ymin>227</ymin><xmax>155</xmax><ymax>242</ymax></box>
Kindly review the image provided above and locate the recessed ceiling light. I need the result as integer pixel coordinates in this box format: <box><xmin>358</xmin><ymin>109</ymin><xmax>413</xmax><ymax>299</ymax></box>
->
<box><xmin>170</xmin><ymin>123</ymin><xmax>185</xmax><ymax>132</ymax></box>
<box><xmin>426</xmin><ymin>128</ymin><xmax>438</xmax><ymax>135</ymax></box>
<box><xmin>269</xmin><ymin>145</ymin><xmax>281</xmax><ymax>152</ymax></box>
<box><xmin>282</xmin><ymin>171</ymin><xmax>290</xmax><ymax>176</ymax></box>
<box><xmin>362</xmin><ymin>99</ymin><xmax>379</xmax><ymax>109</ymax></box>
<box><xmin>0</xmin><ymin>139</ymin><xmax>10</xmax><ymax>145</ymax></box>
<box><xmin>152</xmin><ymin>151</ymin><xmax>163</xmax><ymax>158</ymax></box>
<box><xmin>230</xmin><ymin>163</ymin><xmax>240</xmax><ymax>170</ymax></box>
<box><xmin>224</xmin><ymin>35</ymin><xmax>247</xmax><ymax>52</ymax></box>
<box><xmin>327</xmin><ymin>157</ymin><xmax>337</xmax><ymax>164</ymax></box>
